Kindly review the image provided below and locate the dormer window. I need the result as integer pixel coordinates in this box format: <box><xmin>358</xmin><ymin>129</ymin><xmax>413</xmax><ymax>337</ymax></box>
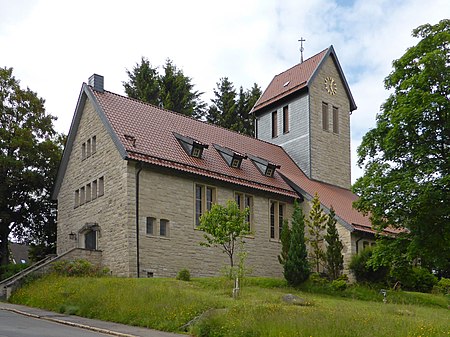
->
<box><xmin>247</xmin><ymin>154</ymin><xmax>280</xmax><ymax>178</ymax></box>
<box><xmin>213</xmin><ymin>144</ymin><xmax>247</xmax><ymax>169</ymax></box>
<box><xmin>173</xmin><ymin>132</ymin><xmax>208</xmax><ymax>159</ymax></box>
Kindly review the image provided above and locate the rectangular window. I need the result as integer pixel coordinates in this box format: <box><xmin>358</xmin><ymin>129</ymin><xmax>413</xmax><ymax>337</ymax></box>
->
<box><xmin>272</xmin><ymin>111</ymin><xmax>278</xmax><ymax>138</ymax></box>
<box><xmin>146</xmin><ymin>217</ymin><xmax>155</xmax><ymax>235</ymax></box>
<box><xmin>98</xmin><ymin>176</ymin><xmax>104</xmax><ymax>196</ymax></box>
<box><xmin>270</xmin><ymin>200</ymin><xmax>286</xmax><ymax>240</ymax></box>
<box><xmin>92</xmin><ymin>180</ymin><xmax>98</xmax><ymax>200</ymax></box>
<box><xmin>195</xmin><ymin>184</ymin><xmax>216</xmax><ymax>227</ymax></box>
<box><xmin>80</xmin><ymin>186</ymin><xmax>85</xmax><ymax>205</ymax></box>
<box><xmin>255</xmin><ymin>118</ymin><xmax>258</xmax><ymax>138</ymax></box>
<box><xmin>270</xmin><ymin>202</ymin><xmax>275</xmax><ymax>239</ymax></box>
<box><xmin>81</xmin><ymin>142</ymin><xmax>86</xmax><ymax>160</ymax></box>
<box><xmin>75</xmin><ymin>189</ymin><xmax>80</xmax><ymax>208</ymax></box>
<box><xmin>283</xmin><ymin>105</ymin><xmax>289</xmax><ymax>134</ymax></box>
<box><xmin>160</xmin><ymin>219</ymin><xmax>169</xmax><ymax>237</ymax></box>
<box><xmin>85</xmin><ymin>230</ymin><xmax>97</xmax><ymax>250</ymax></box>
<box><xmin>332</xmin><ymin>106</ymin><xmax>339</xmax><ymax>134</ymax></box>
<box><xmin>87</xmin><ymin>138</ymin><xmax>91</xmax><ymax>157</ymax></box>
<box><xmin>322</xmin><ymin>102</ymin><xmax>329</xmax><ymax>131</ymax></box>
<box><xmin>91</xmin><ymin>136</ymin><xmax>97</xmax><ymax>154</ymax></box>
<box><xmin>86</xmin><ymin>183</ymin><xmax>91</xmax><ymax>203</ymax></box>
<box><xmin>235</xmin><ymin>192</ymin><xmax>253</xmax><ymax>232</ymax></box>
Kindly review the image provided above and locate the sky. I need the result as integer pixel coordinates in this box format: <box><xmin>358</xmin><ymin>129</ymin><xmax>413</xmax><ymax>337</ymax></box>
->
<box><xmin>0</xmin><ymin>0</ymin><xmax>446</xmax><ymax>183</ymax></box>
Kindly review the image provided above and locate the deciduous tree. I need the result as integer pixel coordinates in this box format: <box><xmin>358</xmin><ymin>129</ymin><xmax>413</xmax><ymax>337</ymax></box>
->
<box><xmin>0</xmin><ymin>67</ymin><xmax>63</xmax><ymax>266</ymax></box>
<box><xmin>353</xmin><ymin>19</ymin><xmax>450</xmax><ymax>276</ymax></box>
<box><xmin>198</xmin><ymin>200</ymin><xmax>250</xmax><ymax>276</ymax></box>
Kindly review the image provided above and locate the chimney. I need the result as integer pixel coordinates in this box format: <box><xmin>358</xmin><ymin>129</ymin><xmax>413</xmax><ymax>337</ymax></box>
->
<box><xmin>88</xmin><ymin>74</ymin><xmax>104</xmax><ymax>92</ymax></box>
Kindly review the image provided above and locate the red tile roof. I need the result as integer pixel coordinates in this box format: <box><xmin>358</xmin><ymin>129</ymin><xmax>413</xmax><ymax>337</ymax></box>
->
<box><xmin>253</xmin><ymin>48</ymin><xmax>328</xmax><ymax>112</ymax></box>
<box><xmin>90</xmin><ymin>87</ymin><xmax>379</xmax><ymax>234</ymax></box>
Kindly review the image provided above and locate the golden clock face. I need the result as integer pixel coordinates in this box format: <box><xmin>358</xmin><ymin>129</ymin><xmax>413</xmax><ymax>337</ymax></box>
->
<box><xmin>325</xmin><ymin>76</ymin><xmax>337</xmax><ymax>95</ymax></box>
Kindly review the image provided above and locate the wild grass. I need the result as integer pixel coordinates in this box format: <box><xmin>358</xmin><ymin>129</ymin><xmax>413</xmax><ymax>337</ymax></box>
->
<box><xmin>9</xmin><ymin>275</ymin><xmax>450</xmax><ymax>337</ymax></box>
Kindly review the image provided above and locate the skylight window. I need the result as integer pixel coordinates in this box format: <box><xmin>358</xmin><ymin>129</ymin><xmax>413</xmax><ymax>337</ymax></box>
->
<box><xmin>283</xmin><ymin>80</ymin><xmax>290</xmax><ymax>87</ymax></box>
<box><xmin>247</xmin><ymin>154</ymin><xmax>280</xmax><ymax>178</ymax></box>
<box><xmin>173</xmin><ymin>132</ymin><xmax>208</xmax><ymax>159</ymax></box>
<box><xmin>213</xmin><ymin>144</ymin><xmax>247</xmax><ymax>169</ymax></box>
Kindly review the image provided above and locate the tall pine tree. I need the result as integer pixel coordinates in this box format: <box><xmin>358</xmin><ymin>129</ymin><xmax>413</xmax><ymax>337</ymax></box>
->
<box><xmin>123</xmin><ymin>57</ymin><xmax>160</xmax><ymax>105</ymax></box>
<box><xmin>324</xmin><ymin>207</ymin><xmax>344</xmax><ymax>280</ymax></box>
<box><xmin>284</xmin><ymin>200</ymin><xmax>310</xmax><ymax>286</ymax></box>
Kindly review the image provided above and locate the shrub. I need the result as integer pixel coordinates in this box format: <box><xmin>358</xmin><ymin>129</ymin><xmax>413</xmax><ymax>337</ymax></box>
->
<box><xmin>434</xmin><ymin>277</ymin><xmax>450</xmax><ymax>295</ymax></box>
<box><xmin>51</xmin><ymin>259</ymin><xmax>108</xmax><ymax>277</ymax></box>
<box><xmin>176</xmin><ymin>268</ymin><xmax>191</xmax><ymax>281</ymax></box>
<box><xmin>349</xmin><ymin>248</ymin><xmax>388</xmax><ymax>284</ymax></box>
<box><xmin>410</xmin><ymin>268</ymin><xmax>437</xmax><ymax>293</ymax></box>
<box><xmin>0</xmin><ymin>263</ymin><xmax>29</xmax><ymax>281</ymax></box>
<box><xmin>331</xmin><ymin>279</ymin><xmax>347</xmax><ymax>291</ymax></box>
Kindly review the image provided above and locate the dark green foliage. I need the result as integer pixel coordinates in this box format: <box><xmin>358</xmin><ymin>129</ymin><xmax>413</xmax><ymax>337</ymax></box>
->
<box><xmin>284</xmin><ymin>200</ymin><xmax>310</xmax><ymax>286</ymax></box>
<box><xmin>0</xmin><ymin>67</ymin><xmax>63</xmax><ymax>266</ymax></box>
<box><xmin>0</xmin><ymin>263</ymin><xmax>29</xmax><ymax>281</ymax></box>
<box><xmin>434</xmin><ymin>277</ymin><xmax>450</xmax><ymax>295</ymax></box>
<box><xmin>353</xmin><ymin>19</ymin><xmax>450</xmax><ymax>276</ymax></box>
<box><xmin>349</xmin><ymin>248</ymin><xmax>388</xmax><ymax>284</ymax></box>
<box><xmin>176</xmin><ymin>268</ymin><xmax>191</xmax><ymax>281</ymax></box>
<box><xmin>277</xmin><ymin>220</ymin><xmax>290</xmax><ymax>266</ymax></box>
<box><xmin>123</xmin><ymin>58</ymin><xmax>206</xmax><ymax>119</ymax></box>
<box><xmin>306</xmin><ymin>194</ymin><xmax>327</xmax><ymax>273</ymax></box>
<box><xmin>324</xmin><ymin>207</ymin><xmax>344</xmax><ymax>280</ymax></box>
<box><xmin>207</xmin><ymin>78</ymin><xmax>261</xmax><ymax>136</ymax></box>
<box><xmin>392</xmin><ymin>267</ymin><xmax>438</xmax><ymax>293</ymax></box>
<box><xmin>51</xmin><ymin>259</ymin><xmax>109</xmax><ymax>277</ymax></box>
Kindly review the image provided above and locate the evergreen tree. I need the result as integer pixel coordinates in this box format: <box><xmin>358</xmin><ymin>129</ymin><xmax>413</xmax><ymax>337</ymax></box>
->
<box><xmin>123</xmin><ymin>58</ymin><xmax>206</xmax><ymax>119</ymax></box>
<box><xmin>123</xmin><ymin>57</ymin><xmax>160</xmax><ymax>105</ymax></box>
<box><xmin>324</xmin><ymin>207</ymin><xmax>344</xmax><ymax>280</ymax></box>
<box><xmin>159</xmin><ymin>59</ymin><xmax>206</xmax><ymax>119</ymax></box>
<box><xmin>0</xmin><ymin>67</ymin><xmax>63</xmax><ymax>265</ymax></box>
<box><xmin>207</xmin><ymin>77</ymin><xmax>236</xmax><ymax>128</ymax></box>
<box><xmin>234</xmin><ymin>83</ymin><xmax>261</xmax><ymax>136</ymax></box>
<box><xmin>278</xmin><ymin>220</ymin><xmax>290</xmax><ymax>266</ymax></box>
<box><xmin>306</xmin><ymin>193</ymin><xmax>327</xmax><ymax>273</ymax></box>
<box><xmin>284</xmin><ymin>200</ymin><xmax>310</xmax><ymax>286</ymax></box>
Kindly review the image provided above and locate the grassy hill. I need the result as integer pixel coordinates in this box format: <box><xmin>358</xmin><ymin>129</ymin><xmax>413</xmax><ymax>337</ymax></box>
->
<box><xmin>9</xmin><ymin>275</ymin><xmax>450</xmax><ymax>337</ymax></box>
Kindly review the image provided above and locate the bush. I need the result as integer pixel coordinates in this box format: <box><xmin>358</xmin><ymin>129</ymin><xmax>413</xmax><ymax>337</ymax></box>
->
<box><xmin>176</xmin><ymin>268</ymin><xmax>191</xmax><ymax>281</ymax></box>
<box><xmin>331</xmin><ymin>279</ymin><xmax>347</xmax><ymax>291</ymax></box>
<box><xmin>434</xmin><ymin>277</ymin><xmax>450</xmax><ymax>295</ymax></box>
<box><xmin>51</xmin><ymin>259</ymin><xmax>108</xmax><ymax>277</ymax></box>
<box><xmin>349</xmin><ymin>248</ymin><xmax>388</xmax><ymax>284</ymax></box>
<box><xmin>390</xmin><ymin>266</ymin><xmax>437</xmax><ymax>293</ymax></box>
<box><xmin>0</xmin><ymin>263</ymin><xmax>29</xmax><ymax>281</ymax></box>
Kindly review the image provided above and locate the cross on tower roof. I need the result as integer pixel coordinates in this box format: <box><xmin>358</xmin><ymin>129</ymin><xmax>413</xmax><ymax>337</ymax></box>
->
<box><xmin>298</xmin><ymin>37</ymin><xmax>306</xmax><ymax>63</ymax></box>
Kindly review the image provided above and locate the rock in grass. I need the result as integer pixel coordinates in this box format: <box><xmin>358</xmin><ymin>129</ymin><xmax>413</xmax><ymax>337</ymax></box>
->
<box><xmin>282</xmin><ymin>294</ymin><xmax>311</xmax><ymax>306</ymax></box>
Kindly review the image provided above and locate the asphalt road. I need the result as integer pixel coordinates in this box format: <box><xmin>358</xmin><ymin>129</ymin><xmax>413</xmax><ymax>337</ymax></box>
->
<box><xmin>0</xmin><ymin>310</ymin><xmax>111</xmax><ymax>337</ymax></box>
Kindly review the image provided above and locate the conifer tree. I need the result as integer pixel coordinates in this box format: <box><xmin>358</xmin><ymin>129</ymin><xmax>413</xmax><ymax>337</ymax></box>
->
<box><xmin>306</xmin><ymin>193</ymin><xmax>327</xmax><ymax>273</ymax></box>
<box><xmin>278</xmin><ymin>220</ymin><xmax>290</xmax><ymax>266</ymax></box>
<box><xmin>284</xmin><ymin>200</ymin><xmax>310</xmax><ymax>285</ymax></box>
<box><xmin>324</xmin><ymin>207</ymin><xmax>344</xmax><ymax>280</ymax></box>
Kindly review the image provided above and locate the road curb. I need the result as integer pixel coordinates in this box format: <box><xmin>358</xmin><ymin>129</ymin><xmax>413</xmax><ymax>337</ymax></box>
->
<box><xmin>0</xmin><ymin>307</ymin><xmax>138</xmax><ymax>337</ymax></box>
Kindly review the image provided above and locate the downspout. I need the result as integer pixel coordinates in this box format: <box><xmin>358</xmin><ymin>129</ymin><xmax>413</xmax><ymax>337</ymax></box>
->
<box><xmin>135</xmin><ymin>162</ymin><xmax>143</xmax><ymax>278</ymax></box>
<box><xmin>355</xmin><ymin>237</ymin><xmax>363</xmax><ymax>254</ymax></box>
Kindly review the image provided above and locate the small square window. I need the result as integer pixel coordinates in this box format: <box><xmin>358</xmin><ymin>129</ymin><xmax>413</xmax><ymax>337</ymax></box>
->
<box><xmin>231</xmin><ymin>158</ymin><xmax>241</xmax><ymax>168</ymax></box>
<box><xmin>160</xmin><ymin>219</ymin><xmax>169</xmax><ymax>237</ymax></box>
<box><xmin>191</xmin><ymin>147</ymin><xmax>202</xmax><ymax>158</ymax></box>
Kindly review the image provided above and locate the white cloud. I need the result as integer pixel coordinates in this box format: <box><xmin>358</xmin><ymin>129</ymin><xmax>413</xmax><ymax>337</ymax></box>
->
<box><xmin>0</xmin><ymin>0</ymin><xmax>446</xmax><ymax>183</ymax></box>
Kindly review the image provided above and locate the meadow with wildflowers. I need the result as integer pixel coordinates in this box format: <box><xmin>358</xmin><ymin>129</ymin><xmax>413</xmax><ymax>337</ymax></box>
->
<box><xmin>9</xmin><ymin>275</ymin><xmax>450</xmax><ymax>337</ymax></box>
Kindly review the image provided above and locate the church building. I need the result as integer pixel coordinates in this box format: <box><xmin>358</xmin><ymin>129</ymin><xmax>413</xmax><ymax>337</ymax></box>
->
<box><xmin>53</xmin><ymin>46</ymin><xmax>393</xmax><ymax>278</ymax></box>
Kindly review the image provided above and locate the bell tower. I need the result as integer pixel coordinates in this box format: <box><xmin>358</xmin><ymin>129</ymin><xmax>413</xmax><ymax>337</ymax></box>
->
<box><xmin>252</xmin><ymin>46</ymin><xmax>356</xmax><ymax>190</ymax></box>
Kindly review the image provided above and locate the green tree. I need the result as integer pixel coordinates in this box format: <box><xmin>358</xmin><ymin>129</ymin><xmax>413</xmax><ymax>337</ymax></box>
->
<box><xmin>306</xmin><ymin>193</ymin><xmax>327</xmax><ymax>273</ymax></box>
<box><xmin>159</xmin><ymin>59</ymin><xmax>206</xmax><ymax>119</ymax></box>
<box><xmin>123</xmin><ymin>57</ymin><xmax>160</xmax><ymax>105</ymax></box>
<box><xmin>123</xmin><ymin>58</ymin><xmax>205</xmax><ymax>119</ymax></box>
<box><xmin>207</xmin><ymin>77</ymin><xmax>236</xmax><ymax>128</ymax></box>
<box><xmin>278</xmin><ymin>220</ymin><xmax>290</xmax><ymax>266</ymax></box>
<box><xmin>0</xmin><ymin>67</ymin><xmax>63</xmax><ymax>266</ymax></box>
<box><xmin>198</xmin><ymin>200</ymin><xmax>250</xmax><ymax>276</ymax></box>
<box><xmin>353</xmin><ymin>19</ymin><xmax>450</xmax><ymax>276</ymax></box>
<box><xmin>284</xmin><ymin>200</ymin><xmax>310</xmax><ymax>286</ymax></box>
<box><xmin>324</xmin><ymin>207</ymin><xmax>344</xmax><ymax>280</ymax></box>
<box><xmin>207</xmin><ymin>78</ymin><xmax>261</xmax><ymax>136</ymax></box>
